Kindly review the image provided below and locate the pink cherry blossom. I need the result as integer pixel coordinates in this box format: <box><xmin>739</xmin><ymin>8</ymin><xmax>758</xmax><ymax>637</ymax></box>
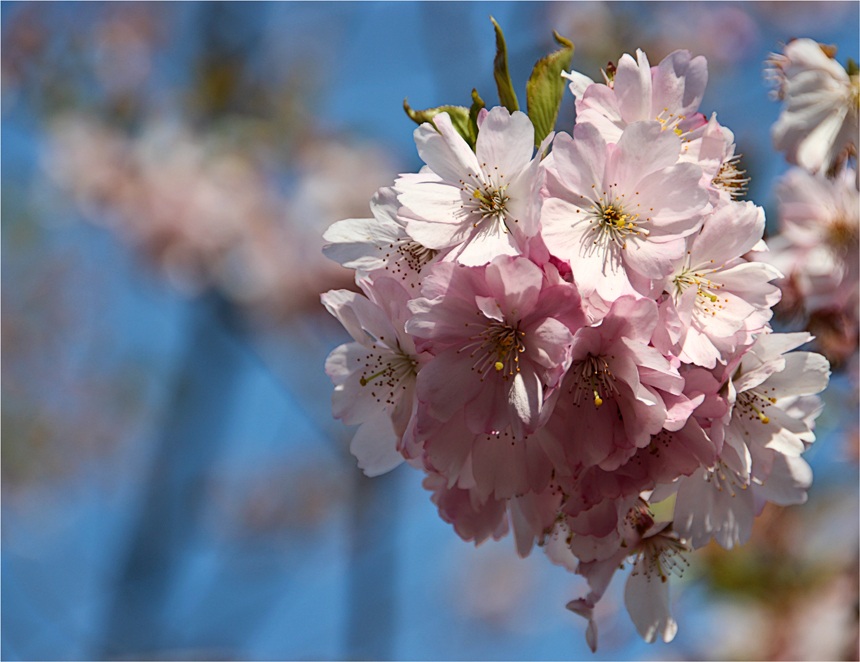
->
<box><xmin>407</xmin><ymin>255</ymin><xmax>585</xmax><ymax>437</ymax></box>
<box><xmin>669</xmin><ymin>333</ymin><xmax>829</xmax><ymax>548</ymax></box>
<box><xmin>653</xmin><ymin>199</ymin><xmax>782</xmax><ymax>368</ymax></box>
<box><xmin>755</xmin><ymin>167</ymin><xmax>858</xmax><ymax>323</ymax></box>
<box><xmin>541</xmin><ymin>121</ymin><xmax>709</xmax><ymax>301</ymax></box>
<box><xmin>564</xmin><ymin>48</ymin><xmax>709</xmax><ymax>145</ymax></box>
<box><xmin>542</xmin><ymin>295</ymin><xmax>686</xmax><ymax>473</ymax></box>
<box><xmin>317</xmin><ymin>40</ymin><xmax>836</xmax><ymax>650</ymax></box>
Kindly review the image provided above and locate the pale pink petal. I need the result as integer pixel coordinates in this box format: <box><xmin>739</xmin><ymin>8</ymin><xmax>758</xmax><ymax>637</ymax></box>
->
<box><xmin>624</xmin><ymin>562</ymin><xmax>678</xmax><ymax>644</ymax></box>
<box><xmin>759</xmin><ymin>351</ymin><xmax>830</xmax><ymax>397</ymax></box>
<box><xmin>650</xmin><ymin>50</ymin><xmax>708</xmax><ymax>119</ymax></box>
<box><xmin>416</xmin><ymin>346</ymin><xmax>484</xmax><ymax>422</ymax></box>
<box><xmin>690</xmin><ymin>200</ymin><xmax>766</xmax><ymax>267</ymax></box>
<box><xmin>349</xmin><ymin>408</ymin><xmax>404</xmax><ymax>477</ymax></box>
<box><xmin>485</xmin><ymin>255</ymin><xmax>543</xmax><ymax>318</ymax></box>
<box><xmin>632</xmin><ymin>163</ymin><xmax>708</xmax><ymax>232</ymax></box>
<box><xmin>609</xmin><ymin>121</ymin><xmax>681</xmax><ymax>193</ymax></box>
<box><xmin>552</xmin><ymin>124</ymin><xmax>607</xmax><ymax>193</ymax></box>
<box><xmin>322</xmin><ymin>216</ymin><xmax>402</xmax><ymax>270</ymax></box>
<box><xmin>475</xmin><ymin>107</ymin><xmax>535</xmax><ymax>180</ymax></box>
<box><xmin>614</xmin><ymin>50</ymin><xmax>652</xmax><ymax>125</ymax></box>
<box><xmin>624</xmin><ymin>235</ymin><xmax>685</xmax><ymax>280</ymax></box>
<box><xmin>563</xmin><ymin>70</ymin><xmax>595</xmax><ymax>100</ymax></box>
<box><xmin>449</xmin><ymin>219</ymin><xmax>522</xmax><ymax>266</ymax></box>
<box><xmin>413</xmin><ymin>112</ymin><xmax>480</xmax><ymax>183</ymax></box>
<box><xmin>508</xmin><ymin>367</ymin><xmax>543</xmax><ymax>434</ymax></box>
<box><xmin>753</xmin><ymin>453</ymin><xmax>812</xmax><ymax>506</ymax></box>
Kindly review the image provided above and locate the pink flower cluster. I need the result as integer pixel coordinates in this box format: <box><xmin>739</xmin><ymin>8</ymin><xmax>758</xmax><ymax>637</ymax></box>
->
<box><xmin>322</xmin><ymin>49</ymin><xmax>831</xmax><ymax>649</ymax></box>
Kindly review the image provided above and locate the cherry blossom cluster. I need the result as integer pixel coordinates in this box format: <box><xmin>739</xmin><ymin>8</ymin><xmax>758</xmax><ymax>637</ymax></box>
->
<box><xmin>322</xmin><ymin>48</ymin><xmax>831</xmax><ymax>650</ymax></box>
<box><xmin>757</xmin><ymin>39</ymin><xmax>859</xmax><ymax>367</ymax></box>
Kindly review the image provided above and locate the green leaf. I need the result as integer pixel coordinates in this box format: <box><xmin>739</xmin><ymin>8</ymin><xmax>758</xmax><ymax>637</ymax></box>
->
<box><xmin>490</xmin><ymin>16</ymin><xmax>519</xmax><ymax>112</ymax></box>
<box><xmin>468</xmin><ymin>88</ymin><xmax>485</xmax><ymax>147</ymax></box>
<box><xmin>847</xmin><ymin>57</ymin><xmax>859</xmax><ymax>77</ymax></box>
<box><xmin>526</xmin><ymin>31</ymin><xmax>574</xmax><ymax>149</ymax></box>
<box><xmin>403</xmin><ymin>98</ymin><xmax>475</xmax><ymax>149</ymax></box>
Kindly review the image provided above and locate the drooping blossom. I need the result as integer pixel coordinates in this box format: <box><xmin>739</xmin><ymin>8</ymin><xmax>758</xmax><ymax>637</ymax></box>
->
<box><xmin>766</xmin><ymin>38</ymin><xmax>859</xmax><ymax>175</ymax></box>
<box><xmin>542</xmin><ymin>121</ymin><xmax>709</xmax><ymax>302</ymax></box>
<box><xmin>395</xmin><ymin>107</ymin><xmax>549</xmax><ymax>266</ymax></box>
<box><xmin>423</xmin><ymin>472</ymin><xmax>509</xmax><ymax>546</ymax></box>
<box><xmin>564</xmin><ymin>505</ymin><xmax>689</xmax><ymax>650</ymax></box>
<box><xmin>417</xmin><ymin>409</ymin><xmax>567</xmax><ymax>504</ymax></box>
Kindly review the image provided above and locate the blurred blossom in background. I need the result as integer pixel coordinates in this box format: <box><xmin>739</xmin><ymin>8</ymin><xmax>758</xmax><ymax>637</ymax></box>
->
<box><xmin>2</xmin><ymin>2</ymin><xmax>858</xmax><ymax>660</ymax></box>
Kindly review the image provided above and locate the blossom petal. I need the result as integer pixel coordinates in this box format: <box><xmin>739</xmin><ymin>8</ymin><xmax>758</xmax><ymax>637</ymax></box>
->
<box><xmin>624</xmin><ymin>562</ymin><xmax>678</xmax><ymax>644</ymax></box>
<box><xmin>475</xmin><ymin>108</ymin><xmax>535</xmax><ymax>182</ymax></box>
<box><xmin>350</xmin><ymin>408</ymin><xmax>404</xmax><ymax>477</ymax></box>
<box><xmin>413</xmin><ymin>112</ymin><xmax>480</xmax><ymax>183</ymax></box>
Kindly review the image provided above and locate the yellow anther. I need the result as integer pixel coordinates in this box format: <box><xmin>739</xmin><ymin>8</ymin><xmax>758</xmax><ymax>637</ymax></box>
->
<box><xmin>674</xmin><ymin>127</ymin><xmax>683</xmax><ymax>136</ymax></box>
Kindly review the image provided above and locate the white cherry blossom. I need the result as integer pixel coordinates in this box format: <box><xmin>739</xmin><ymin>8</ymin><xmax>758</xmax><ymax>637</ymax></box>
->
<box><xmin>767</xmin><ymin>38</ymin><xmax>859</xmax><ymax>174</ymax></box>
<box><xmin>395</xmin><ymin>107</ymin><xmax>549</xmax><ymax>266</ymax></box>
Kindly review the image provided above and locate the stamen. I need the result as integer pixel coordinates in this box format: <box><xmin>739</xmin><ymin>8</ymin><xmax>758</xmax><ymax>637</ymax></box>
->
<box><xmin>713</xmin><ymin>155</ymin><xmax>749</xmax><ymax>200</ymax></box>
<box><xmin>460</xmin><ymin>318</ymin><xmax>526</xmax><ymax>381</ymax></box>
<box><xmin>736</xmin><ymin>391</ymin><xmax>774</xmax><ymax>425</ymax></box>
<box><xmin>570</xmin><ymin>354</ymin><xmax>618</xmax><ymax>407</ymax></box>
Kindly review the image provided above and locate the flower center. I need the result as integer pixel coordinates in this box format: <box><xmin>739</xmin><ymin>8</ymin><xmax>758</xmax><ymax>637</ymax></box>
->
<box><xmin>458</xmin><ymin>319</ymin><xmax>525</xmax><ymax>381</ymax></box>
<box><xmin>596</xmin><ymin>202</ymin><xmax>638</xmax><ymax>244</ymax></box>
<box><xmin>582</xmin><ymin>185</ymin><xmax>646</xmax><ymax>260</ymax></box>
<box><xmin>358</xmin><ymin>348</ymin><xmax>418</xmax><ymax>407</ymax></box>
<box><xmin>713</xmin><ymin>155</ymin><xmax>749</xmax><ymax>200</ymax></box>
<box><xmin>655</xmin><ymin>107</ymin><xmax>686</xmax><ymax>135</ymax></box>
<box><xmin>472</xmin><ymin>185</ymin><xmax>509</xmax><ymax>220</ymax></box>
<box><xmin>457</xmin><ymin>166</ymin><xmax>514</xmax><ymax>230</ymax></box>
<box><xmin>392</xmin><ymin>239</ymin><xmax>438</xmax><ymax>276</ymax></box>
<box><xmin>632</xmin><ymin>531</ymin><xmax>690</xmax><ymax>583</ymax></box>
<box><xmin>827</xmin><ymin>213</ymin><xmax>859</xmax><ymax>249</ymax></box>
<box><xmin>735</xmin><ymin>389</ymin><xmax>777</xmax><ymax>425</ymax></box>
<box><xmin>671</xmin><ymin>269</ymin><xmax>726</xmax><ymax>316</ymax></box>
<box><xmin>569</xmin><ymin>354</ymin><xmax>618</xmax><ymax>407</ymax></box>
<box><xmin>704</xmin><ymin>461</ymin><xmax>747</xmax><ymax>496</ymax></box>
